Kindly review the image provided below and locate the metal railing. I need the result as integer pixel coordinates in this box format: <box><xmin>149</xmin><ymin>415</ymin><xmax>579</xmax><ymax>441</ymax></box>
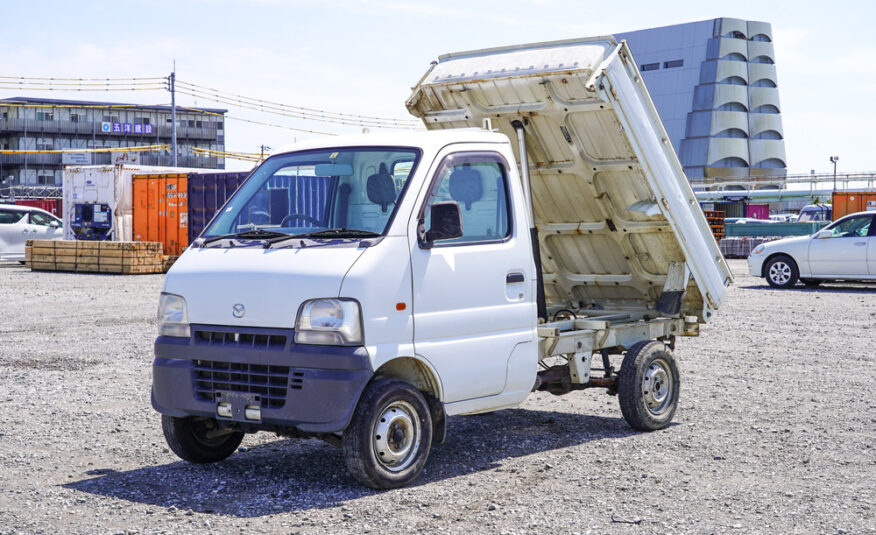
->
<box><xmin>0</xmin><ymin>118</ymin><xmax>221</xmax><ymax>140</ymax></box>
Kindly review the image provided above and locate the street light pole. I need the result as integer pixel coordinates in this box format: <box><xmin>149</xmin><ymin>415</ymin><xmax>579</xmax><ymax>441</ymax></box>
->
<box><xmin>829</xmin><ymin>156</ymin><xmax>839</xmax><ymax>194</ymax></box>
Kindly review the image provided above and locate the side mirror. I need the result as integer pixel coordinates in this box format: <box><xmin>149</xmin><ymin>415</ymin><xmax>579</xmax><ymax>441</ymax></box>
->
<box><xmin>814</xmin><ymin>229</ymin><xmax>832</xmax><ymax>239</ymax></box>
<box><xmin>419</xmin><ymin>201</ymin><xmax>463</xmax><ymax>248</ymax></box>
<box><xmin>50</xmin><ymin>220</ymin><xmax>60</xmax><ymax>229</ymax></box>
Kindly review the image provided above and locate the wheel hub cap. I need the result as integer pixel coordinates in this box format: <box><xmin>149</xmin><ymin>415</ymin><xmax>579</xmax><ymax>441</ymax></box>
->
<box><xmin>373</xmin><ymin>401</ymin><xmax>420</xmax><ymax>472</ymax></box>
<box><xmin>769</xmin><ymin>262</ymin><xmax>791</xmax><ymax>284</ymax></box>
<box><xmin>642</xmin><ymin>359</ymin><xmax>673</xmax><ymax>415</ymax></box>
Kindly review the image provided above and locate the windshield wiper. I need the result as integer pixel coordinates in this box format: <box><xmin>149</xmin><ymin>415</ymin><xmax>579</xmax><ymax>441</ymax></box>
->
<box><xmin>201</xmin><ymin>228</ymin><xmax>288</xmax><ymax>246</ymax></box>
<box><xmin>265</xmin><ymin>228</ymin><xmax>380</xmax><ymax>248</ymax></box>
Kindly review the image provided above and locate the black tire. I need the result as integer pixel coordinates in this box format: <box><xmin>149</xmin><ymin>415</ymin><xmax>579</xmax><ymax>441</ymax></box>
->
<box><xmin>800</xmin><ymin>278</ymin><xmax>822</xmax><ymax>287</ymax></box>
<box><xmin>342</xmin><ymin>377</ymin><xmax>432</xmax><ymax>489</ymax></box>
<box><xmin>162</xmin><ymin>415</ymin><xmax>244</xmax><ymax>464</ymax></box>
<box><xmin>764</xmin><ymin>255</ymin><xmax>799</xmax><ymax>288</ymax></box>
<box><xmin>618</xmin><ymin>341</ymin><xmax>680</xmax><ymax>431</ymax></box>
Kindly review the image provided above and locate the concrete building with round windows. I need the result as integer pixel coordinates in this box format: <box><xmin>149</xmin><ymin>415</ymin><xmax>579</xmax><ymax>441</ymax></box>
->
<box><xmin>616</xmin><ymin>17</ymin><xmax>785</xmax><ymax>180</ymax></box>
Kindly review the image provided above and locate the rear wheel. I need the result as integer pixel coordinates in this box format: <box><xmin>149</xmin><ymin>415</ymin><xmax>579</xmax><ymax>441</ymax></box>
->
<box><xmin>618</xmin><ymin>341</ymin><xmax>680</xmax><ymax>431</ymax></box>
<box><xmin>162</xmin><ymin>415</ymin><xmax>244</xmax><ymax>463</ymax></box>
<box><xmin>342</xmin><ymin>377</ymin><xmax>432</xmax><ymax>489</ymax></box>
<box><xmin>764</xmin><ymin>255</ymin><xmax>799</xmax><ymax>288</ymax></box>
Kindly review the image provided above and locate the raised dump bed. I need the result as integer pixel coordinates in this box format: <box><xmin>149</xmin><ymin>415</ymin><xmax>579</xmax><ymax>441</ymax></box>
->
<box><xmin>25</xmin><ymin>240</ymin><xmax>169</xmax><ymax>274</ymax></box>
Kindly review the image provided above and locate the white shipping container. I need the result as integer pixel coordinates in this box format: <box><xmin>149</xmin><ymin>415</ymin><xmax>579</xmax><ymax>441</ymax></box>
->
<box><xmin>62</xmin><ymin>165</ymin><xmax>205</xmax><ymax>241</ymax></box>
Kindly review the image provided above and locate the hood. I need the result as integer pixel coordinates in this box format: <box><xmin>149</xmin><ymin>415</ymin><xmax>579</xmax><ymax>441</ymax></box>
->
<box><xmin>163</xmin><ymin>245</ymin><xmax>367</xmax><ymax>328</ymax></box>
<box><xmin>763</xmin><ymin>234</ymin><xmax>811</xmax><ymax>249</ymax></box>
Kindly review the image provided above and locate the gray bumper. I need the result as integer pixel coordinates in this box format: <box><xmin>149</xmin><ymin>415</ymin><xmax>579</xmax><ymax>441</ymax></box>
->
<box><xmin>151</xmin><ymin>324</ymin><xmax>372</xmax><ymax>433</ymax></box>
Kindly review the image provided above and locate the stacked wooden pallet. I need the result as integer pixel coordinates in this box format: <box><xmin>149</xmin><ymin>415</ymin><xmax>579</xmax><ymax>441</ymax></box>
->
<box><xmin>25</xmin><ymin>240</ymin><xmax>167</xmax><ymax>274</ymax></box>
<box><xmin>703</xmin><ymin>210</ymin><xmax>726</xmax><ymax>241</ymax></box>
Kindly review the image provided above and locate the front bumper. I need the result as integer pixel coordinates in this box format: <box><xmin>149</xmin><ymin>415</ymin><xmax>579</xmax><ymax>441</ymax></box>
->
<box><xmin>747</xmin><ymin>253</ymin><xmax>765</xmax><ymax>277</ymax></box>
<box><xmin>151</xmin><ymin>324</ymin><xmax>372</xmax><ymax>433</ymax></box>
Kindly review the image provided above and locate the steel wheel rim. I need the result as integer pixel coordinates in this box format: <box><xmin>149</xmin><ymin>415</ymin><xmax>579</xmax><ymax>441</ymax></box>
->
<box><xmin>642</xmin><ymin>358</ymin><xmax>674</xmax><ymax>416</ymax></box>
<box><xmin>769</xmin><ymin>261</ymin><xmax>792</xmax><ymax>285</ymax></box>
<box><xmin>190</xmin><ymin>418</ymin><xmax>230</xmax><ymax>447</ymax></box>
<box><xmin>373</xmin><ymin>400</ymin><xmax>421</xmax><ymax>472</ymax></box>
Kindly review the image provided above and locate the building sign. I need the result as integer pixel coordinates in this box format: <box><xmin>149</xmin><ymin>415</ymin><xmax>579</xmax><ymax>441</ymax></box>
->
<box><xmin>62</xmin><ymin>152</ymin><xmax>92</xmax><ymax>165</ymax></box>
<box><xmin>113</xmin><ymin>152</ymin><xmax>140</xmax><ymax>164</ymax></box>
<box><xmin>100</xmin><ymin>121</ymin><xmax>153</xmax><ymax>135</ymax></box>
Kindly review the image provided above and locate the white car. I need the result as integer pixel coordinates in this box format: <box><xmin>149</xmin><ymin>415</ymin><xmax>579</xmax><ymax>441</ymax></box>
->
<box><xmin>748</xmin><ymin>211</ymin><xmax>875</xmax><ymax>288</ymax></box>
<box><xmin>0</xmin><ymin>204</ymin><xmax>64</xmax><ymax>261</ymax></box>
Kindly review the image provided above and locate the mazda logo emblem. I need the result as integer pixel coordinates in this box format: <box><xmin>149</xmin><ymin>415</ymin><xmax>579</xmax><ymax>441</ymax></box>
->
<box><xmin>232</xmin><ymin>303</ymin><xmax>246</xmax><ymax>318</ymax></box>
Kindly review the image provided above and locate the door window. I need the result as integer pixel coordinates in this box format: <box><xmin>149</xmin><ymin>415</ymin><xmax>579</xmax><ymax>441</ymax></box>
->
<box><xmin>421</xmin><ymin>152</ymin><xmax>511</xmax><ymax>246</ymax></box>
<box><xmin>824</xmin><ymin>215</ymin><xmax>872</xmax><ymax>238</ymax></box>
<box><xmin>28</xmin><ymin>212</ymin><xmax>54</xmax><ymax>226</ymax></box>
<box><xmin>0</xmin><ymin>210</ymin><xmax>25</xmax><ymax>224</ymax></box>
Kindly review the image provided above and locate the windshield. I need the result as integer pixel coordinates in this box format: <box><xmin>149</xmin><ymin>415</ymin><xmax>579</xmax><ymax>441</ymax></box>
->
<box><xmin>203</xmin><ymin>147</ymin><xmax>420</xmax><ymax>240</ymax></box>
<box><xmin>798</xmin><ymin>206</ymin><xmax>830</xmax><ymax>222</ymax></box>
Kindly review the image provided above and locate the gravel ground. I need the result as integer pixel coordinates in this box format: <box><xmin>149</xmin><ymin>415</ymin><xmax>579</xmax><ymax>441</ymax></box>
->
<box><xmin>0</xmin><ymin>259</ymin><xmax>873</xmax><ymax>535</ymax></box>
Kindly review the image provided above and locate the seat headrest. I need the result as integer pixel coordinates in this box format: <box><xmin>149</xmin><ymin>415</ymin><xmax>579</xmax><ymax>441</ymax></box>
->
<box><xmin>449</xmin><ymin>166</ymin><xmax>483</xmax><ymax>210</ymax></box>
<box><xmin>366</xmin><ymin>163</ymin><xmax>395</xmax><ymax>212</ymax></box>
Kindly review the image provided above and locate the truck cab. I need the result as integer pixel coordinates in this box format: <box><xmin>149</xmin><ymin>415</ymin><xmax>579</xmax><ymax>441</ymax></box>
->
<box><xmin>152</xmin><ymin>36</ymin><xmax>732</xmax><ymax>489</ymax></box>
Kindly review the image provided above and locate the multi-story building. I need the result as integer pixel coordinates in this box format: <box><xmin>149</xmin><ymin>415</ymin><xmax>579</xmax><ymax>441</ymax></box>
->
<box><xmin>0</xmin><ymin>97</ymin><xmax>227</xmax><ymax>186</ymax></box>
<box><xmin>616</xmin><ymin>18</ymin><xmax>786</xmax><ymax>179</ymax></box>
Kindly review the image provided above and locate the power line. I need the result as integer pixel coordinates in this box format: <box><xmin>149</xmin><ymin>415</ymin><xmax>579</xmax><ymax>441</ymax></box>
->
<box><xmin>174</xmin><ymin>80</ymin><xmax>421</xmax><ymax>128</ymax></box>
<box><xmin>0</xmin><ymin>76</ymin><xmax>165</xmax><ymax>81</ymax></box>
<box><xmin>177</xmin><ymin>105</ymin><xmax>337</xmax><ymax>136</ymax></box>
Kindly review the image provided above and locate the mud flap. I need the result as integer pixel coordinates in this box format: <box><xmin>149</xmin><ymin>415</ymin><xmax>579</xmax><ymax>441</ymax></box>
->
<box><xmin>656</xmin><ymin>262</ymin><xmax>690</xmax><ymax>316</ymax></box>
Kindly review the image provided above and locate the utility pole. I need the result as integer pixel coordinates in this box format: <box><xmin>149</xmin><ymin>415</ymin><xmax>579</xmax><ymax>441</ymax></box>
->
<box><xmin>829</xmin><ymin>156</ymin><xmax>839</xmax><ymax>194</ymax></box>
<box><xmin>259</xmin><ymin>144</ymin><xmax>271</xmax><ymax>161</ymax></box>
<box><xmin>169</xmin><ymin>61</ymin><xmax>178</xmax><ymax>167</ymax></box>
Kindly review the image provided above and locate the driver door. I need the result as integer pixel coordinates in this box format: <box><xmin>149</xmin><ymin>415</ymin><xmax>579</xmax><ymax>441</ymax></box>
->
<box><xmin>408</xmin><ymin>149</ymin><xmax>535</xmax><ymax>403</ymax></box>
<box><xmin>808</xmin><ymin>214</ymin><xmax>873</xmax><ymax>277</ymax></box>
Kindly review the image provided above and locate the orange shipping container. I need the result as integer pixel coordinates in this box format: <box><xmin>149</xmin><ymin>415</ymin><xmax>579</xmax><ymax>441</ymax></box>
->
<box><xmin>832</xmin><ymin>191</ymin><xmax>876</xmax><ymax>220</ymax></box>
<box><xmin>133</xmin><ymin>173</ymin><xmax>189</xmax><ymax>256</ymax></box>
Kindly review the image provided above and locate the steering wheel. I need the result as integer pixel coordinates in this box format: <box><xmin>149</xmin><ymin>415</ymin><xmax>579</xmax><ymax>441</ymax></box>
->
<box><xmin>280</xmin><ymin>213</ymin><xmax>322</xmax><ymax>226</ymax></box>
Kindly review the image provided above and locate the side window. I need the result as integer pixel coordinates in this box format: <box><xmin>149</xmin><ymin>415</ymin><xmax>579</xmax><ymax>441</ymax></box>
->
<box><xmin>422</xmin><ymin>152</ymin><xmax>511</xmax><ymax>246</ymax></box>
<box><xmin>0</xmin><ymin>210</ymin><xmax>25</xmax><ymax>224</ymax></box>
<box><xmin>29</xmin><ymin>212</ymin><xmax>52</xmax><ymax>226</ymax></box>
<box><xmin>827</xmin><ymin>215</ymin><xmax>871</xmax><ymax>238</ymax></box>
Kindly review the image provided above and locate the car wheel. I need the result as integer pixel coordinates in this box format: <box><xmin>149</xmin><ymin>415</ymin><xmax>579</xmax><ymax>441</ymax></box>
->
<box><xmin>162</xmin><ymin>415</ymin><xmax>244</xmax><ymax>463</ymax></box>
<box><xmin>618</xmin><ymin>340</ymin><xmax>680</xmax><ymax>431</ymax></box>
<box><xmin>764</xmin><ymin>255</ymin><xmax>799</xmax><ymax>289</ymax></box>
<box><xmin>342</xmin><ymin>377</ymin><xmax>432</xmax><ymax>489</ymax></box>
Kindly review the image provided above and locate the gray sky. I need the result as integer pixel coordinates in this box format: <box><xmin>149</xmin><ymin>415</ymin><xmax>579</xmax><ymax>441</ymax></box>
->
<box><xmin>1</xmin><ymin>0</ymin><xmax>872</xmax><ymax>173</ymax></box>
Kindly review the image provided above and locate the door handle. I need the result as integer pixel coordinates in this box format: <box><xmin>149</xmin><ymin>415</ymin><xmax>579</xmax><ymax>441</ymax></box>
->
<box><xmin>854</xmin><ymin>242</ymin><xmax>866</xmax><ymax>246</ymax></box>
<box><xmin>506</xmin><ymin>272</ymin><xmax>525</xmax><ymax>284</ymax></box>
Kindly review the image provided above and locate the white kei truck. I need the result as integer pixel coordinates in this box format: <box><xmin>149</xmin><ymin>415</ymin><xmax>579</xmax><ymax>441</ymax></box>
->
<box><xmin>151</xmin><ymin>36</ymin><xmax>733</xmax><ymax>489</ymax></box>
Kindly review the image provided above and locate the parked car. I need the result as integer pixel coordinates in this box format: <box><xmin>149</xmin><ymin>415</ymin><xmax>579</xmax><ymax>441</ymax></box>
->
<box><xmin>797</xmin><ymin>204</ymin><xmax>832</xmax><ymax>223</ymax></box>
<box><xmin>0</xmin><ymin>204</ymin><xmax>63</xmax><ymax>261</ymax></box>
<box><xmin>748</xmin><ymin>211</ymin><xmax>875</xmax><ymax>288</ymax></box>
<box><xmin>726</xmin><ymin>217</ymin><xmax>771</xmax><ymax>224</ymax></box>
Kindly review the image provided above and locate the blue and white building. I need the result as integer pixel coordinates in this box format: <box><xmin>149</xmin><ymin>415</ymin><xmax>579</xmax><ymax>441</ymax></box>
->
<box><xmin>616</xmin><ymin>18</ymin><xmax>785</xmax><ymax>179</ymax></box>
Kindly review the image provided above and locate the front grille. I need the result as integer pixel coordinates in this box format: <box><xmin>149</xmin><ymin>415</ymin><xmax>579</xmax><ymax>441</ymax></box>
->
<box><xmin>193</xmin><ymin>360</ymin><xmax>290</xmax><ymax>408</ymax></box>
<box><xmin>193</xmin><ymin>329</ymin><xmax>288</xmax><ymax>350</ymax></box>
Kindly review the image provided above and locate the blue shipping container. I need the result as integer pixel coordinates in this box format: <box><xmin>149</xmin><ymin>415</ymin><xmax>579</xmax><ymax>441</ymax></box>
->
<box><xmin>188</xmin><ymin>171</ymin><xmax>250</xmax><ymax>242</ymax></box>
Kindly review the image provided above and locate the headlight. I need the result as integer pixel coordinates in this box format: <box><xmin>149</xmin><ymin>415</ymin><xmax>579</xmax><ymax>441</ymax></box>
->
<box><xmin>752</xmin><ymin>245</ymin><xmax>765</xmax><ymax>255</ymax></box>
<box><xmin>157</xmin><ymin>293</ymin><xmax>190</xmax><ymax>337</ymax></box>
<box><xmin>295</xmin><ymin>298</ymin><xmax>363</xmax><ymax>346</ymax></box>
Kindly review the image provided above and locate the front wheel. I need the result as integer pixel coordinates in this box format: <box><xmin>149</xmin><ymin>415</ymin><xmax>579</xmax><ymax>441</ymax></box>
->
<box><xmin>342</xmin><ymin>377</ymin><xmax>432</xmax><ymax>489</ymax></box>
<box><xmin>618</xmin><ymin>341</ymin><xmax>680</xmax><ymax>431</ymax></box>
<box><xmin>162</xmin><ymin>415</ymin><xmax>244</xmax><ymax>463</ymax></box>
<box><xmin>764</xmin><ymin>255</ymin><xmax>799</xmax><ymax>288</ymax></box>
